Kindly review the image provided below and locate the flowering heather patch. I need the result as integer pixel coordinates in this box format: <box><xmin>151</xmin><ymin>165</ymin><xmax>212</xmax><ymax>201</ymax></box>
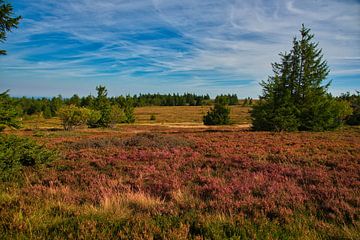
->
<box><xmin>1</xmin><ymin>126</ymin><xmax>359</xmax><ymax>238</ymax></box>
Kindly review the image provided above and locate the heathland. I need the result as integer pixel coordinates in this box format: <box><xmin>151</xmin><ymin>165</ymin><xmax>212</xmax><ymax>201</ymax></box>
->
<box><xmin>1</xmin><ymin>106</ymin><xmax>359</xmax><ymax>239</ymax></box>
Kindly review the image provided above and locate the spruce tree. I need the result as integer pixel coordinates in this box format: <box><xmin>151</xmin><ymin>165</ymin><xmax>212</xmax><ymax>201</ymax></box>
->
<box><xmin>251</xmin><ymin>25</ymin><xmax>350</xmax><ymax>131</ymax></box>
<box><xmin>0</xmin><ymin>0</ymin><xmax>21</xmax><ymax>55</ymax></box>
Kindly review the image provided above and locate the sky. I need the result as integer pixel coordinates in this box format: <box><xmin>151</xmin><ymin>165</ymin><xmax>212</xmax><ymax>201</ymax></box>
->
<box><xmin>0</xmin><ymin>0</ymin><xmax>359</xmax><ymax>98</ymax></box>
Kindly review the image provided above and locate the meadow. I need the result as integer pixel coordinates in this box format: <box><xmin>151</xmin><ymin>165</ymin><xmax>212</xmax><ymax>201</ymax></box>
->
<box><xmin>1</xmin><ymin>106</ymin><xmax>359</xmax><ymax>239</ymax></box>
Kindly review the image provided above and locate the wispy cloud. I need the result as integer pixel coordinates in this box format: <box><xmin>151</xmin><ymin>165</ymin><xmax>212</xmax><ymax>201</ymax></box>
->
<box><xmin>0</xmin><ymin>0</ymin><xmax>359</xmax><ymax>97</ymax></box>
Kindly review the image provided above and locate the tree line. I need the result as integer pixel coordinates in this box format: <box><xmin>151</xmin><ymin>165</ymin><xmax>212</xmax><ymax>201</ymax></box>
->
<box><xmin>3</xmin><ymin>92</ymin><xmax>246</xmax><ymax>119</ymax></box>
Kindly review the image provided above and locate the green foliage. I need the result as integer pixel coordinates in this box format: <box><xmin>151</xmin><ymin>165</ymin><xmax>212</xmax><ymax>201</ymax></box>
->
<box><xmin>215</xmin><ymin>94</ymin><xmax>238</xmax><ymax>105</ymax></box>
<box><xmin>68</xmin><ymin>94</ymin><xmax>81</xmax><ymax>107</ymax></box>
<box><xmin>42</xmin><ymin>105</ymin><xmax>52</xmax><ymax>119</ymax></box>
<box><xmin>251</xmin><ymin>25</ymin><xmax>350</xmax><ymax>131</ymax></box>
<box><xmin>86</xmin><ymin>109</ymin><xmax>102</xmax><ymax>128</ymax></box>
<box><xmin>203</xmin><ymin>103</ymin><xmax>231</xmax><ymax>125</ymax></box>
<box><xmin>339</xmin><ymin>91</ymin><xmax>360</xmax><ymax>125</ymax></box>
<box><xmin>0</xmin><ymin>91</ymin><xmax>20</xmax><ymax>131</ymax></box>
<box><xmin>0</xmin><ymin>134</ymin><xmax>55</xmax><ymax>182</ymax></box>
<box><xmin>109</xmin><ymin>105</ymin><xmax>125</xmax><ymax>127</ymax></box>
<box><xmin>123</xmin><ymin>104</ymin><xmax>135</xmax><ymax>123</ymax></box>
<box><xmin>57</xmin><ymin>105</ymin><xmax>91</xmax><ymax>130</ymax></box>
<box><xmin>0</xmin><ymin>0</ymin><xmax>21</xmax><ymax>55</ymax></box>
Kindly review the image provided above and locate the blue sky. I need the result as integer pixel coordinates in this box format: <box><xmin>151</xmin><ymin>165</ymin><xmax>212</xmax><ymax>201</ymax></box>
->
<box><xmin>0</xmin><ymin>0</ymin><xmax>359</xmax><ymax>98</ymax></box>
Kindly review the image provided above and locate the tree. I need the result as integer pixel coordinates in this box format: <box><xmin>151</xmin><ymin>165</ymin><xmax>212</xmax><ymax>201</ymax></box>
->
<box><xmin>123</xmin><ymin>96</ymin><xmax>135</xmax><ymax>123</ymax></box>
<box><xmin>0</xmin><ymin>90</ymin><xmax>20</xmax><ymax>131</ymax></box>
<box><xmin>251</xmin><ymin>25</ymin><xmax>351</xmax><ymax>131</ymax></box>
<box><xmin>0</xmin><ymin>0</ymin><xmax>21</xmax><ymax>131</ymax></box>
<box><xmin>0</xmin><ymin>0</ymin><xmax>21</xmax><ymax>55</ymax></box>
<box><xmin>91</xmin><ymin>85</ymin><xmax>112</xmax><ymax>127</ymax></box>
<box><xmin>203</xmin><ymin>103</ymin><xmax>231</xmax><ymax>125</ymax></box>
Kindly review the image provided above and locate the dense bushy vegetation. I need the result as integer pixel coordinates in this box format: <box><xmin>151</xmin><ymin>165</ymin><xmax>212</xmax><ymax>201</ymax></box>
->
<box><xmin>0</xmin><ymin>134</ymin><xmax>55</xmax><ymax>182</ymax></box>
<box><xmin>251</xmin><ymin>25</ymin><xmax>351</xmax><ymax>131</ymax></box>
<box><xmin>57</xmin><ymin>105</ymin><xmax>92</xmax><ymax>130</ymax></box>
<box><xmin>214</xmin><ymin>94</ymin><xmax>238</xmax><ymax>105</ymax></box>
<box><xmin>339</xmin><ymin>91</ymin><xmax>360</xmax><ymax>125</ymax></box>
<box><xmin>203</xmin><ymin>103</ymin><xmax>231</xmax><ymax>125</ymax></box>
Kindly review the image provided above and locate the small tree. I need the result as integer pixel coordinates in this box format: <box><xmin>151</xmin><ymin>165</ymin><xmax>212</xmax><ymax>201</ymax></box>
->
<box><xmin>0</xmin><ymin>90</ymin><xmax>20</xmax><ymax>131</ymax></box>
<box><xmin>57</xmin><ymin>105</ymin><xmax>91</xmax><ymax>130</ymax></box>
<box><xmin>203</xmin><ymin>103</ymin><xmax>231</xmax><ymax>125</ymax></box>
<box><xmin>109</xmin><ymin>105</ymin><xmax>124</xmax><ymax>127</ymax></box>
<box><xmin>122</xmin><ymin>97</ymin><xmax>135</xmax><ymax>123</ymax></box>
<box><xmin>251</xmin><ymin>25</ymin><xmax>351</xmax><ymax>131</ymax></box>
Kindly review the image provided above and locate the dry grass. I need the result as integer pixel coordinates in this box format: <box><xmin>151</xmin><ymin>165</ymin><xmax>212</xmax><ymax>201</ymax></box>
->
<box><xmin>135</xmin><ymin>105</ymin><xmax>251</xmax><ymax>124</ymax></box>
<box><xmin>19</xmin><ymin>105</ymin><xmax>252</xmax><ymax>131</ymax></box>
<box><xmin>100</xmin><ymin>192</ymin><xmax>164</xmax><ymax>215</ymax></box>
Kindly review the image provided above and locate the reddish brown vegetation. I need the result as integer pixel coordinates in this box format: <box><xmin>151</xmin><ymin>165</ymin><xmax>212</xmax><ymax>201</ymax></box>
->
<box><xmin>24</xmin><ymin>126</ymin><xmax>359</xmax><ymax>227</ymax></box>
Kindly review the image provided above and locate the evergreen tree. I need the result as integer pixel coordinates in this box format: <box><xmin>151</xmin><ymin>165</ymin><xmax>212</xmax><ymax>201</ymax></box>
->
<box><xmin>0</xmin><ymin>1</ymin><xmax>21</xmax><ymax>130</ymax></box>
<box><xmin>0</xmin><ymin>0</ymin><xmax>21</xmax><ymax>55</ymax></box>
<box><xmin>92</xmin><ymin>85</ymin><xmax>112</xmax><ymax>127</ymax></box>
<box><xmin>203</xmin><ymin>103</ymin><xmax>231</xmax><ymax>125</ymax></box>
<box><xmin>0</xmin><ymin>91</ymin><xmax>20</xmax><ymax>131</ymax></box>
<box><xmin>251</xmin><ymin>25</ymin><xmax>351</xmax><ymax>131</ymax></box>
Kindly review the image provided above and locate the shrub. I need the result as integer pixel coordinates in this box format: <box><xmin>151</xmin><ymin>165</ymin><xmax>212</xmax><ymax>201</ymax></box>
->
<box><xmin>86</xmin><ymin>109</ymin><xmax>102</xmax><ymax>128</ymax></box>
<box><xmin>0</xmin><ymin>134</ymin><xmax>56</xmax><ymax>182</ymax></box>
<box><xmin>109</xmin><ymin>105</ymin><xmax>125</xmax><ymax>127</ymax></box>
<box><xmin>57</xmin><ymin>105</ymin><xmax>90</xmax><ymax>130</ymax></box>
<box><xmin>340</xmin><ymin>92</ymin><xmax>360</xmax><ymax>125</ymax></box>
<box><xmin>123</xmin><ymin>105</ymin><xmax>135</xmax><ymax>123</ymax></box>
<box><xmin>150</xmin><ymin>114</ymin><xmax>156</xmax><ymax>121</ymax></box>
<box><xmin>203</xmin><ymin>103</ymin><xmax>231</xmax><ymax>125</ymax></box>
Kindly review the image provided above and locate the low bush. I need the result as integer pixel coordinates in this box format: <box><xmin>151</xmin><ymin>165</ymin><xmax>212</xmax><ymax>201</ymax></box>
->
<box><xmin>0</xmin><ymin>134</ymin><xmax>56</xmax><ymax>182</ymax></box>
<box><xmin>57</xmin><ymin>105</ymin><xmax>91</xmax><ymax>130</ymax></box>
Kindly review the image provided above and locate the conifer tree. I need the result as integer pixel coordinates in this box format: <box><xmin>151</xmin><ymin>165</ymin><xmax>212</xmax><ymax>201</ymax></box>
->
<box><xmin>0</xmin><ymin>0</ymin><xmax>21</xmax><ymax>55</ymax></box>
<box><xmin>251</xmin><ymin>25</ymin><xmax>351</xmax><ymax>131</ymax></box>
<box><xmin>0</xmin><ymin>0</ymin><xmax>21</xmax><ymax>131</ymax></box>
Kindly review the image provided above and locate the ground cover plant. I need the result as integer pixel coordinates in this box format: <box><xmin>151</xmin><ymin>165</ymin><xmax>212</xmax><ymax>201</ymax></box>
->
<box><xmin>1</xmin><ymin>125</ymin><xmax>359</xmax><ymax>239</ymax></box>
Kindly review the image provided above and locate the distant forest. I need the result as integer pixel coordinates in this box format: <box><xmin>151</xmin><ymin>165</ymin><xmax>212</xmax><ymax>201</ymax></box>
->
<box><xmin>6</xmin><ymin>92</ymin><xmax>250</xmax><ymax>118</ymax></box>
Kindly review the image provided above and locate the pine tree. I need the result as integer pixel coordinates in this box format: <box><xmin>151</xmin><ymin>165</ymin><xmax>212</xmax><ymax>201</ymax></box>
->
<box><xmin>0</xmin><ymin>91</ymin><xmax>20</xmax><ymax>131</ymax></box>
<box><xmin>0</xmin><ymin>0</ymin><xmax>21</xmax><ymax>55</ymax></box>
<box><xmin>203</xmin><ymin>103</ymin><xmax>231</xmax><ymax>125</ymax></box>
<box><xmin>251</xmin><ymin>25</ymin><xmax>351</xmax><ymax>131</ymax></box>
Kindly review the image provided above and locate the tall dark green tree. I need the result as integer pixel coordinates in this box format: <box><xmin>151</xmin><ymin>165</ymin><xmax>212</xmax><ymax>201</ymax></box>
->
<box><xmin>0</xmin><ymin>0</ymin><xmax>21</xmax><ymax>55</ymax></box>
<box><xmin>251</xmin><ymin>25</ymin><xmax>351</xmax><ymax>131</ymax></box>
<box><xmin>0</xmin><ymin>0</ymin><xmax>21</xmax><ymax>131</ymax></box>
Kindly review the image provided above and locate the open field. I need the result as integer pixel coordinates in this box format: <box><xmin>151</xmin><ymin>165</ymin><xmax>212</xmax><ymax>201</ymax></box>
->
<box><xmin>20</xmin><ymin>105</ymin><xmax>252</xmax><ymax>130</ymax></box>
<box><xmin>1</xmin><ymin>121</ymin><xmax>359</xmax><ymax>239</ymax></box>
<box><xmin>134</xmin><ymin>105</ymin><xmax>252</xmax><ymax>124</ymax></box>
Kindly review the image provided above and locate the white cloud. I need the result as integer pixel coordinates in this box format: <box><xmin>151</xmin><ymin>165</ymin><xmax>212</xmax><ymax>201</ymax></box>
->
<box><xmin>0</xmin><ymin>0</ymin><xmax>359</xmax><ymax>97</ymax></box>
